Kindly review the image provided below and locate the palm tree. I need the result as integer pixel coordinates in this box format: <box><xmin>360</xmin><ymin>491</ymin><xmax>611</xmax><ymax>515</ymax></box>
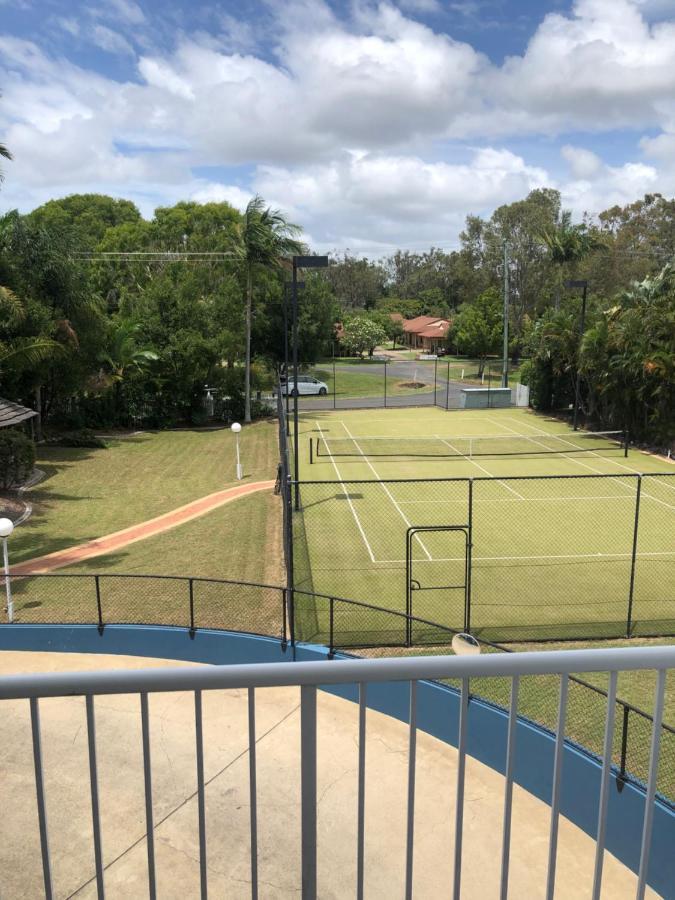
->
<box><xmin>0</xmin><ymin>141</ymin><xmax>11</xmax><ymax>183</ymax></box>
<box><xmin>541</xmin><ymin>210</ymin><xmax>603</xmax><ymax>307</ymax></box>
<box><xmin>98</xmin><ymin>320</ymin><xmax>159</xmax><ymax>417</ymax></box>
<box><xmin>236</xmin><ymin>196</ymin><xmax>303</xmax><ymax>423</ymax></box>
<box><xmin>99</xmin><ymin>320</ymin><xmax>159</xmax><ymax>384</ymax></box>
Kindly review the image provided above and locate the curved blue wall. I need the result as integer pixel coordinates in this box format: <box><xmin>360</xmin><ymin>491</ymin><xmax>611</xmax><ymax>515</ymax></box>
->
<box><xmin>1</xmin><ymin>624</ymin><xmax>672</xmax><ymax>897</ymax></box>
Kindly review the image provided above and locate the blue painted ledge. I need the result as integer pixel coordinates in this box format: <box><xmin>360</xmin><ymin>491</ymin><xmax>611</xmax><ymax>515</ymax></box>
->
<box><xmin>0</xmin><ymin>624</ymin><xmax>672</xmax><ymax>897</ymax></box>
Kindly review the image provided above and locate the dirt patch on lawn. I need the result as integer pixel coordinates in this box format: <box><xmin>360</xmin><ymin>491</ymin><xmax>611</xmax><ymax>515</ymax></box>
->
<box><xmin>397</xmin><ymin>381</ymin><xmax>427</xmax><ymax>390</ymax></box>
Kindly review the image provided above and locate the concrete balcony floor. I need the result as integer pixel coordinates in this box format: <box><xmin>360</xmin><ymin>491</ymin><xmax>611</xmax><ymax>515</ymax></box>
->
<box><xmin>0</xmin><ymin>650</ymin><xmax>657</xmax><ymax>899</ymax></box>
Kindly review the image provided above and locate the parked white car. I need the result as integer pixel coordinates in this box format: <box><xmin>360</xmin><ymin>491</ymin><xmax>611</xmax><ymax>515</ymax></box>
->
<box><xmin>280</xmin><ymin>375</ymin><xmax>329</xmax><ymax>396</ymax></box>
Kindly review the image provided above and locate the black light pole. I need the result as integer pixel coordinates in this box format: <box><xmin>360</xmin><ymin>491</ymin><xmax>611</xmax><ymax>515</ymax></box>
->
<box><xmin>283</xmin><ymin>283</ymin><xmax>290</xmax><ymax>436</ymax></box>
<box><xmin>292</xmin><ymin>255</ymin><xmax>329</xmax><ymax>508</ymax></box>
<box><xmin>566</xmin><ymin>279</ymin><xmax>588</xmax><ymax>431</ymax></box>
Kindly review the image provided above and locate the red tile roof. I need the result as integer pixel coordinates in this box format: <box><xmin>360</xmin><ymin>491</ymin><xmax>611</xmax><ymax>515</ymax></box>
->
<box><xmin>402</xmin><ymin>315</ymin><xmax>444</xmax><ymax>333</ymax></box>
<box><xmin>417</xmin><ymin>321</ymin><xmax>450</xmax><ymax>338</ymax></box>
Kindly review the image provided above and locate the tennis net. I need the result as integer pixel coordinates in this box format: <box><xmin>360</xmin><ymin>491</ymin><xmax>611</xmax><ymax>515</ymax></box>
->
<box><xmin>313</xmin><ymin>430</ymin><xmax>627</xmax><ymax>461</ymax></box>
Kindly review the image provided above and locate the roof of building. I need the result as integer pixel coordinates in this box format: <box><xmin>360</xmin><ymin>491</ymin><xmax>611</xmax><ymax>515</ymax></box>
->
<box><xmin>0</xmin><ymin>397</ymin><xmax>37</xmax><ymax>428</ymax></box>
<box><xmin>402</xmin><ymin>315</ymin><xmax>444</xmax><ymax>333</ymax></box>
<box><xmin>417</xmin><ymin>321</ymin><xmax>450</xmax><ymax>338</ymax></box>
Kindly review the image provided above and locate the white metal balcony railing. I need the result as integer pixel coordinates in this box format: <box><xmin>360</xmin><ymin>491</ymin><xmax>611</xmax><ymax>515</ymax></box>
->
<box><xmin>0</xmin><ymin>645</ymin><xmax>673</xmax><ymax>900</ymax></box>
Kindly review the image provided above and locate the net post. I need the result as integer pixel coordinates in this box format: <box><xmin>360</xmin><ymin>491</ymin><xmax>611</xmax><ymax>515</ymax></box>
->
<box><xmin>626</xmin><ymin>475</ymin><xmax>642</xmax><ymax>638</ymax></box>
<box><xmin>434</xmin><ymin>357</ymin><xmax>438</xmax><ymax>406</ymax></box>
<box><xmin>623</xmin><ymin>429</ymin><xmax>629</xmax><ymax>458</ymax></box>
<box><xmin>309</xmin><ymin>437</ymin><xmax>313</xmax><ymax>465</ymax></box>
<box><xmin>333</xmin><ymin>357</ymin><xmax>336</xmax><ymax>410</ymax></box>
<box><xmin>384</xmin><ymin>360</ymin><xmax>387</xmax><ymax>408</ymax></box>
<box><xmin>446</xmin><ymin>360</ymin><xmax>451</xmax><ymax>409</ymax></box>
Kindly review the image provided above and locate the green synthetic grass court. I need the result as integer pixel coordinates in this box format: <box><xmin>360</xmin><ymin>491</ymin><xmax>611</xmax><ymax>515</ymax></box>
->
<box><xmin>293</xmin><ymin>406</ymin><xmax>675</xmax><ymax>644</ymax></box>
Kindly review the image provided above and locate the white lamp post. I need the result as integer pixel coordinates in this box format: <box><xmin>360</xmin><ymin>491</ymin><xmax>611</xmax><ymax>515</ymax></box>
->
<box><xmin>0</xmin><ymin>517</ymin><xmax>14</xmax><ymax>624</ymax></box>
<box><xmin>231</xmin><ymin>422</ymin><xmax>243</xmax><ymax>480</ymax></box>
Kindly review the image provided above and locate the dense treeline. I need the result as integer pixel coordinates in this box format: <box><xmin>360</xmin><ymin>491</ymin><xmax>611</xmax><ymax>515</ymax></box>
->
<box><xmin>0</xmin><ymin>182</ymin><xmax>673</xmax><ymax>444</ymax></box>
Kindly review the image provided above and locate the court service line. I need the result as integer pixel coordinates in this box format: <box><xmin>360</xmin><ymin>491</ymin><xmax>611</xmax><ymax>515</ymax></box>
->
<box><xmin>340</xmin><ymin>421</ymin><xmax>433</xmax><ymax>561</ymax></box>
<box><xmin>398</xmin><ymin>495</ymin><xmax>638</xmax><ymax>504</ymax></box>
<box><xmin>497</xmin><ymin>417</ymin><xmax>675</xmax><ymax>512</ymax></box>
<box><xmin>434</xmin><ymin>435</ymin><xmax>526</xmax><ymax>500</ymax></box>
<box><xmin>374</xmin><ymin>550</ymin><xmax>673</xmax><ymax>565</ymax></box>
<box><xmin>314</xmin><ymin>421</ymin><xmax>376</xmax><ymax>563</ymax></box>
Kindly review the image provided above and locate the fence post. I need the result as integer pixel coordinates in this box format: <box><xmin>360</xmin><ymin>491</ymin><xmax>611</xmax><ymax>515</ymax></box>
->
<box><xmin>446</xmin><ymin>360</ymin><xmax>451</xmax><ymax>410</ymax></box>
<box><xmin>433</xmin><ymin>357</ymin><xmax>438</xmax><ymax>406</ymax></box>
<box><xmin>626</xmin><ymin>475</ymin><xmax>642</xmax><ymax>638</ymax></box>
<box><xmin>329</xmin><ymin>597</ymin><xmax>335</xmax><ymax>658</ymax></box>
<box><xmin>281</xmin><ymin>587</ymin><xmax>288</xmax><ymax>649</ymax></box>
<box><xmin>617</xmin><ymin>705</ymin><xmax>629</xmax><ymax>792</ymax></box>
<box><xmin>95</xmin><ymin>575</ymin><xmax>103</xmax><ymax>635</ymax></box>
<box><xmin>465</xmin><ymin>480</ymin><xmax>474</xmax><ymax>633</ymax></box>
<box><xmin>189</xmin><ymin>578</ymin><xmax>195</xmax><ymax>638</ymax></box>
<box><xmin>287</xmin><ymin>478</ymin><xmax>295</xmax><ymax>645</ymax></box>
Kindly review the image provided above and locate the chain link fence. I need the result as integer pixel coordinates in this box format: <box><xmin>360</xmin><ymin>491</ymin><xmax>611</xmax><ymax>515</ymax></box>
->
<box><xmin>3</xmin><ymin>573</ymin><xmax>288</xmax><ymax>641</ymax></box>
<box><xmin>283</xmin><ymin>359</ymin><xmax>522</xmax><ymax>411</ymax></box>
<box><xmin>290</xmin><ymin>472</ymin><xmax>675</xmax><ymax>644</ymax></box>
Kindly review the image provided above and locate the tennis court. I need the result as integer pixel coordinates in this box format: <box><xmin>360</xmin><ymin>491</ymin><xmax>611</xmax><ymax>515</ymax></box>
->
<box><xmin>291</xmin><ymin>407</ymin><xmax>675</xmax><ymax>645</ymax></box>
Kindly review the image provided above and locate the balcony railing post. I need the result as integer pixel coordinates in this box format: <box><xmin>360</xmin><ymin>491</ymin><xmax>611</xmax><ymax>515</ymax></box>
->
<box><xmin>300</xmin><ymin>685</ymin><xmax>317</xmax><ymax>900</ymax></box>
<box><xmin>95</xmin><ymin>575</ymin><xmax>103</xmax><ymax>635</ymax></box>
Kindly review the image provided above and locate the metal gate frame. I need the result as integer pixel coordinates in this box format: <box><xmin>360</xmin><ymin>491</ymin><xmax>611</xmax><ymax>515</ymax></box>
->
<box><xmin>405</xmin><ymin>525</ymin><xmax>472</xmax><ymax>645</ymax></box>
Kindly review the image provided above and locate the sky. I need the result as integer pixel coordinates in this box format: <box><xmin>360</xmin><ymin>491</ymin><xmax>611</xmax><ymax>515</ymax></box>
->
<box><xmin>1</xmin><ymin>0</ymin><xmax>675</xmax><ymax>252</ymax></box>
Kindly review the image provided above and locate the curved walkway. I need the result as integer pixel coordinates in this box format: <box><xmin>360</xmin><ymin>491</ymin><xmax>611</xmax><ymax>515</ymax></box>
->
<box><xmin>10</xmin><ymin>479</ymin><xmax>275</xmax><ymax>576</ymax></box>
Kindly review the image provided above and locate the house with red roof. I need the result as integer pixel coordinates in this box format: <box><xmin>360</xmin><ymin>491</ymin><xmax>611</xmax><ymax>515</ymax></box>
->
<box><xmin>402</xmin><ymin>315</ymin><xmax>451</xmax><ymax>353</ymax></box>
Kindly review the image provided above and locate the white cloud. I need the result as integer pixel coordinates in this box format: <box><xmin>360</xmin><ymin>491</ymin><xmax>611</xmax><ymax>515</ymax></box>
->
<box><xmin>90</xmin><ymin>25</ymin><xmax>135</xmax><ymax>57</ymax></box>
<box><xmin>97</xmin><ymin>0</ymin><xmax>145</xmax><ymax>25</ymax></box>
<box><xmin>1</xmin><ymin>0</ymin><xmax>675</xmax><ymax>248</ymax></box>
<box><xmin>561</xmin><ymin>145</ymin><xmax>603</xmax><ymax>179</ymax></box>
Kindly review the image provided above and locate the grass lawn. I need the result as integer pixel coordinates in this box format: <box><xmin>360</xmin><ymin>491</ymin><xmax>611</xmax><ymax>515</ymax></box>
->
<box><xmin>10</xmin><ymin>420</ymin><xmax>280</xmax><ymax>566</ymax></box>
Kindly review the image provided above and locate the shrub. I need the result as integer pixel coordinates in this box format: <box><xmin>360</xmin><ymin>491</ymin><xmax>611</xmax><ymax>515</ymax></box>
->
<box><xmin>45</xmin><ymin>429</ymin><xmax>107</xmax><ymax>449</ymax></box>
<box><xmin>0</xmin><ymin>429</ymin><xmax>36</xmax><ymax>489</ymax></box>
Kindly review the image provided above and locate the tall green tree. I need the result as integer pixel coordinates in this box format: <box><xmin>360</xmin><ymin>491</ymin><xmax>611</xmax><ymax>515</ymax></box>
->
<box><xmin>541</xmin><ymin>209</ymin><xmax>603</xmax><ymax>307</ymax></box>
<box><xmin>451</xmin><ymin>287</ymin><xmax>503</xmax><ymax>376</ymax></box>
<box><xmin>235</xmin><ymin>196</ymin><xmax>303</xmax><ymax>422</ymax></box>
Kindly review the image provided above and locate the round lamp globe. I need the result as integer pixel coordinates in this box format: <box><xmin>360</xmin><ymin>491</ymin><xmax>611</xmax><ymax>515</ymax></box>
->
<box><xmin>451</xmin><ymin>632</ymin><xmax>481</xmax><ymax>656</ymax></box>
<box><xmin>0</xmin><ymin>518</ymin><xmax>15</xmax><ymax>538</ymax></box>
<box><xmin>231</xmin><ymin>422</ymin><xmax>242</xmax><ymax>434</ymax></box>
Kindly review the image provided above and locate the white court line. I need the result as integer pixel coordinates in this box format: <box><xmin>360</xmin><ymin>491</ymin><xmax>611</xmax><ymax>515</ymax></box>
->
<box><xmin>374</xmin><ymin>551</ymin><xmax>674</xmax><ymax>565</ymax></box>
<box><xmin>398</xmin><ymin>495</ymin><xmax>638</xmax><ymax>504</ymax></box>
<box><xmin>340</xmin><ymin>421</ymin><xmax>433</xmax><ymax>561</ymax></box>
<box><xmin>314</xmin><ymin>421</ymin><xmax>376</xmax><ymax>563</ymax></box>
<box><xmin>497</xmin><ymin>417</ymin><xmax>675</xmax><ymax>512</ymax></box>
<box><xmin>434</xmin><ymin>434</ymin><xmax>526</xmax><ymax>500</ymax></box>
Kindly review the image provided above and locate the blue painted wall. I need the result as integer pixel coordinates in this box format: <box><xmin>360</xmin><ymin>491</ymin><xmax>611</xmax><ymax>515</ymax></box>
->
<box><xmin>1</xmin><ymin>624</ymin><xmax>672</xmax><ymax>897</ymax></box>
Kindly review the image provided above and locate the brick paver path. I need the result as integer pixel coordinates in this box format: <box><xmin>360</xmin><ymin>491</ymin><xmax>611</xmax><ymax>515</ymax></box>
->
<box><xmin>10</xmin><ymin>480</ymin><xmax>275</xmax><ymax>575</ymax></box>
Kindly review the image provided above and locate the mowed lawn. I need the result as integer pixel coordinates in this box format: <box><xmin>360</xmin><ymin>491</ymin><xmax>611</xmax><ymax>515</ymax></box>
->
<box><xmin>11</xmin><ymin>420</ymin><xmax>280</xmax><ymax>566</ymax></box>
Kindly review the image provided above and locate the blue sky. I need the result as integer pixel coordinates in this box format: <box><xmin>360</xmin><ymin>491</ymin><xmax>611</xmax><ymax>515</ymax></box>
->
<box><xmin>1</xmin><ymin>0</ymin><xmax>675</xmax><ymax>251</ymax></box>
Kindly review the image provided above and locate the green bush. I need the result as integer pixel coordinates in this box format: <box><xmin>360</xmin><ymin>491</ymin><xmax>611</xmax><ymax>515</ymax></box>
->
<box><xmin>0</xmin><ymin>429</ymin><xmax>36</xmax><ymax>490</ymax></box>
<box><xmin>45</xmin><ymin>429</ymin><xmax>107</xmax><ymax>449</ymax></box>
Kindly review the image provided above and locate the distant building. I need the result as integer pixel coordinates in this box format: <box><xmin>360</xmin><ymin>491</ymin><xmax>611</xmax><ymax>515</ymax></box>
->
<box><xmin>402</xmin><ymin>315</ymin><xmax>451</xmax><ymax>353</ymax></box>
